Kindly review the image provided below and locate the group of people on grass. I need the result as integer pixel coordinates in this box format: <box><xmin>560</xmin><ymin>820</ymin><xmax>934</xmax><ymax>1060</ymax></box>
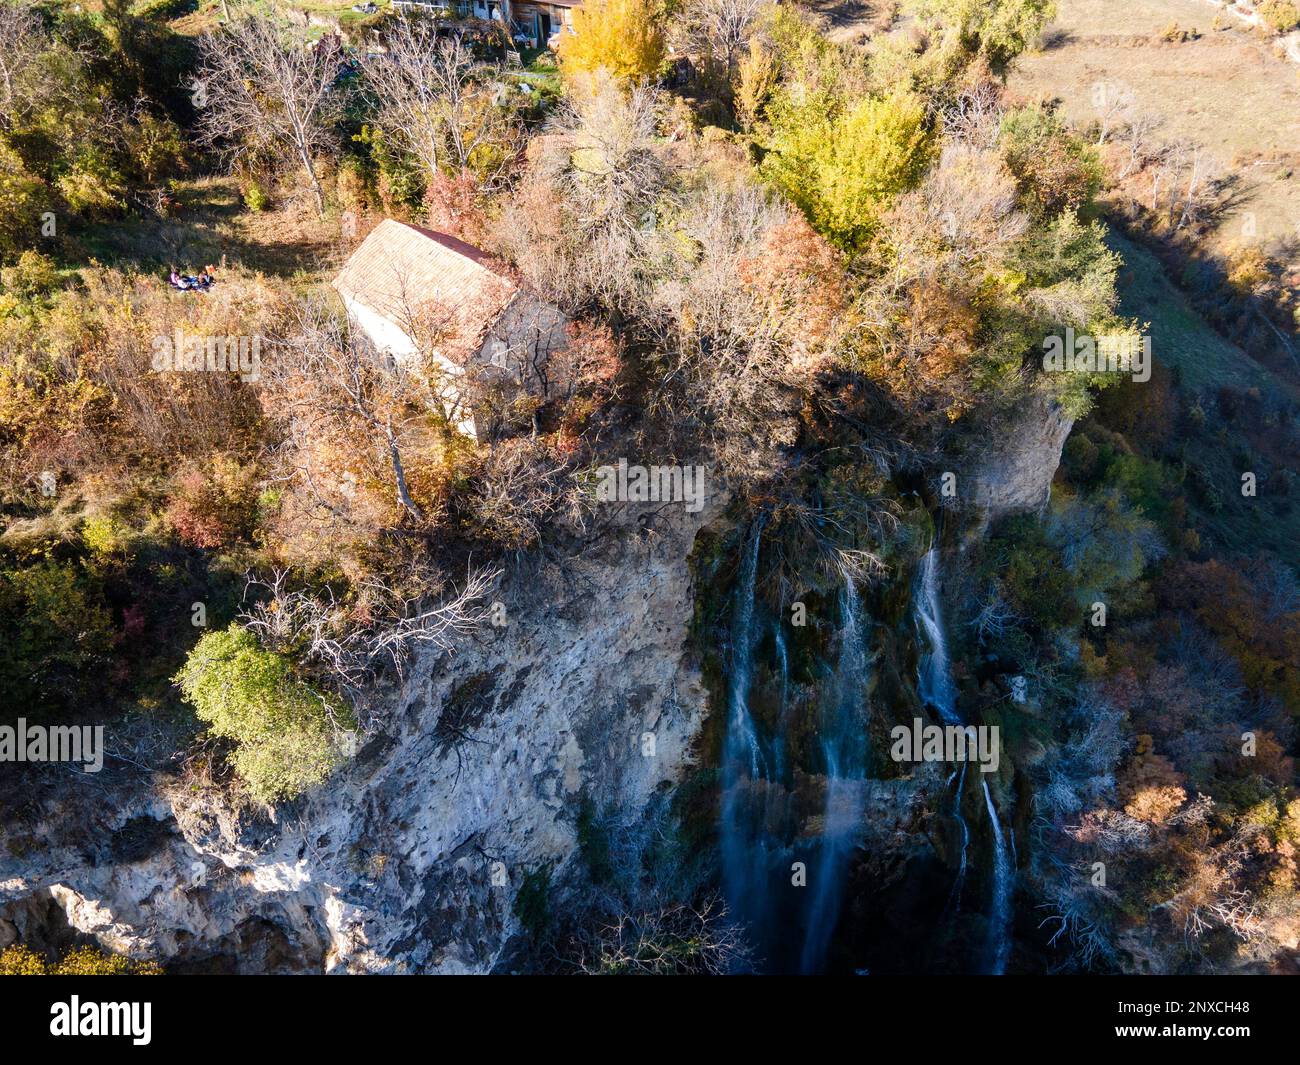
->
<box><xmin>169</xmin><ymin>265</ymin><xmax>217</xmax><ymax>292</ymax></box>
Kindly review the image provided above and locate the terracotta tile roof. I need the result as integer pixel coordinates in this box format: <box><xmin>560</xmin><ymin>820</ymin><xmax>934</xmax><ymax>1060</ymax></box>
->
<box><xmin>332</xmin><ymin>219</ymin><xmax>518</xmax><ymax>365</ymax></box>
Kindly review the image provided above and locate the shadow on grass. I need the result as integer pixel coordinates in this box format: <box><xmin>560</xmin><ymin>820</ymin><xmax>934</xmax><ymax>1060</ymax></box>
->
<box><xmin>72</xmin><ymin>177</ymin><xmax>339</xmax><ymax>281</ymax></box>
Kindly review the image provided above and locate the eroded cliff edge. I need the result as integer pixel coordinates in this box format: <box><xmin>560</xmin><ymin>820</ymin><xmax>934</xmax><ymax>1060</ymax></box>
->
<box><xmin>0</xmin><ymin>498</ymin><xmax>725</xmax><ymax>973</ymax></box>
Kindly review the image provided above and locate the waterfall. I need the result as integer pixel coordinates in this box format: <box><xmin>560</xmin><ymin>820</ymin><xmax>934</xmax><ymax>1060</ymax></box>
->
<box><xmin>915</xmin><ymin>548</ymin><xmax>960</xmax><ymax>724</ymax></box>
<box><xmin>772</xmin><ymin>622</ymin><xmax>790</xmax><ymax>782</ymax></box>
<box><xmin>721</xmin><ymin>524</ymin><xmax>769</xmax><ymax>932</ymax></box>
<box><xmin>916</xmin><ymin>547</ymin><xmax>971</xmax><ymax>906</ymax></box>
<box><xmin>798</xmin><ymin>577</ymin><xmax>870</xmax><ymax>974</ymax></box>
<box><xmin>726</xmin><ymin>528</ymin><xmax>765</xmax><ymax>781</ymax></box>
<box><xmin>720</xmin><ymin>527</ymin><xmax>871</xmax><ymax>972</ymax></box>
<box><xmin>982</xmin><ymin>779</ymin><xmax>1013</xmax><ymax>976</ymax></box>
<box><xmin>913</xmin><ymin>546</ymin><xmax>1012</xmax><ymax>973</ymax></box>
<box><xmin>947</xmin><ymin>762</ymin><xmax>970</xmax><ymax>910</ymax></box>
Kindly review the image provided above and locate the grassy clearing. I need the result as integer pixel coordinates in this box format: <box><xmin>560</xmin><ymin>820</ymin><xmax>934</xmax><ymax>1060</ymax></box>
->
<box><xmin>75</xmin><ymin>176</ymin><xmax>344</xmax><ymax>285</ymax></box>
<box><xmin>1108</xmin><ymin>230</ymin><xmax>1280</xmax><ymax>394</ymax></box>
<box><xmin>1102</xmin><ymin>232</ymin><xmax>1300</xmax><ymax>559</ymax></box>
<box><xmin>1011</xmin><ymin>0</ymin><xmax>1300</xmax><ymax>271</ymax></box>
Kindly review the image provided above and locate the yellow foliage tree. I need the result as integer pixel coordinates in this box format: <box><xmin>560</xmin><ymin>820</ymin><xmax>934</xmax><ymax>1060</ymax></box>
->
<box><xmin>763</xmin><ymin>91</ymin><xmax>930</xmax><ymax>250</ymax></box>
<box><xmin>557</xmin><ymin>0</ymin><xmax>666</xmax><ymax>86</ymax></box>
<box><xmin>734</xmin><ymin>38</ymin><xmax>776</xmax><ymax>132</ymax></box>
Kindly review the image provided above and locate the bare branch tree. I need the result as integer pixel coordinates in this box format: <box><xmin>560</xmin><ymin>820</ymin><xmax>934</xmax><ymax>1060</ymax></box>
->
<box><xmin>1116</xmin><ymin>108</ymin><xmax>1162</xmax><ymax>179</ymax></box>
<box><xmin>574</xmin><ymin>894</ymin><xmax>752</xmax><ymax>975</ymax></box>
<box><xmin>363</xmin><ymin>17</ymin><xmax>520</xmax><ymax>190</ymax></box>
<box><xmin>266</xmin><ymin>294</ymin><xmax>430</xmax><ymax>521</ymax></box>
<box><xmin>1093</xmin><ymin>82</ymin><xmax>1135</xmax><ymax>146</ymax></box>
<box><xmin>673</xmin><ymin>0</ymin><xmax>768</xmax><ymax>80</ymax></box>
<box><xmin>241</xmin><ymin>563</ymin><xmax>501</xmax><ymax>720</ymax></box>
<box><xmin>0</xmin><ymin>1</ymin><xmax>44</xmax><ymax>130</ymax></box>
<box><xmin>194</xmin><ymin>8</ymin><xmax>342</xmax><ymax>216</ymax></box>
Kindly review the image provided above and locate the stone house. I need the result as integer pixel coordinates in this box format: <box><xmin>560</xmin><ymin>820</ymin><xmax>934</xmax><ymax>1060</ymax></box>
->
<box><xmin>332</xmin><ymin>218</ymin><xmax>569</xmax><ymax>438</ymax></box>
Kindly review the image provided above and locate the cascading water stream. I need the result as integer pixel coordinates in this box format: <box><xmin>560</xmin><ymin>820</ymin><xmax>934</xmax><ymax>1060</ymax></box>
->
<box><xmin>720</xmin><ymin>523</ymin><xmax>871</xmax><ymax>972</ymax></box>
<box><xmin>982</xmin><ymin>778</ymin><xmax>1013</xmax><ymax>976</ymax></box>
<box><xmin>916</xmin><ymin>548</ymin><xmax>960</xmax><ymax>726</ymax></box>
<box><xmin>913</xmin><ymin>547</ymin><xmax>1012</xmax><ymax>973</ymax></box>
<box><xmin>772</xmin><ymin>623</ymin><xmax>790</xmax><ymax>782</ymax></box>
<box><xmin>798</xmin><ymin>577</ymin><xmax>870</xmax><ymax>974</ymax></box>
<box><xmin>916</xmin><ymin>548</ymin><xmax>971</xmax><ymax>907</ymax></box>
<box><xmin>721</xmin><ymin>524</ymin><xmax>771</xmax><ymax>936</ymax></box>
<box><xmin>946</xmin><ymin>762</ymin><xmax>970</xmax><ymax>910</ymax></box>
<box><xmin>726</xmin><ymin>528</ymin><xmax>765</xmax><ymax>781</ymax></box>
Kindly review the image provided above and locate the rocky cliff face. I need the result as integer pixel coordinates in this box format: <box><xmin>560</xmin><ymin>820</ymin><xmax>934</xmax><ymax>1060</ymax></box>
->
<box><xmin>964</xmin><ymin>390</ymin><xmax>1074</xmax><ymax>527</ymax></box>
<box><xmin>0</xmin><ymin>500</ymin><xmax>723</xmax><ymax>973</ymax></box>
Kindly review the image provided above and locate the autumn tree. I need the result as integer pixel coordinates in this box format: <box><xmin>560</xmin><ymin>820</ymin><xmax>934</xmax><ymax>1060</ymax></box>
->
<box><xmin>1000</xmin><ymin>104</ymin><xmax>1104</xmax><ymax>217</ymax></box>
<box><xmin>362</xmin><ymin>18</ymin><xmax>520</xmax><ymax>192</ymax></box>
<box><xmin>261</xmin><ymin>295</ymin><xmax>437</xmax><ymax>549</ymax></box>
<box><xmin>762</xmin><ymin>90</ymin><xmax>931</xmax><ymax>250</ymax></box>
<box><xmin>557</xmin><ymin>0</ymin><xmax>667</xmax><ymax>87</ymax></box>
<box><xmin>733</xmin><ymin>36</ymin><xmax>776</xmax><ymax>131</ymax></box>
<box><xmin>194</xmin><ymin>11</ymin><xmax>343</xmax><ymax>216</ymax></box>
<box><xmin>494</xmin><ymin>72</ymin><xmax>672</xmax><ymax>311</ymax></box>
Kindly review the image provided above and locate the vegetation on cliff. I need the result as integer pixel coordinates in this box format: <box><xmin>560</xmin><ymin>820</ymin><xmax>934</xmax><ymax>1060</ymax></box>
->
<box><xmin>0</xmin><ymin>0</ymin><xmax>1294</xmax><ymax>974</ymax></box>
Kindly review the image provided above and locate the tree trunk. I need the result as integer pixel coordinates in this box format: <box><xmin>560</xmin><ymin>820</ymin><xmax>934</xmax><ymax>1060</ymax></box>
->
<box><xmin>300</xmin><ymin>145</ymin><xmax>325</xmax><ymax>218</ymax></box>
<box><xmin>386</xmin><ymin>424</ymin><xmax>422</xmax><ymax>520</ymax></box>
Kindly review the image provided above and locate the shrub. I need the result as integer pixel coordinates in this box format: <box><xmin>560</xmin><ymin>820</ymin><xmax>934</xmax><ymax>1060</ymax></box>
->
<box><xmin>0</xmin><ymin>250</ymin><xmax>59</xmax><ymax>298</ymax></box>
<box><xmin>1258</xmin><ymin>0</ymin><xmax>1299</xmax><ymax>32</ymax></box>
<box><xmin>243</xmin><ymin>180</ymin><xmax>270</xmax><ymax>212</ymax></box>
<box><xmin>81</xmin><ymin>512</ymin><xmax>137</xmax><ymax>562</ymax></box>
<box><xmin>165</xmin><ymin>455</ymin><xmax>260</xmax><ymax>550</ymax></box>
<box><xmin>0</xmin><ymin>945</ymin><xmax>46</xmax><ymax>975</ymax></box>
<box><xmin>906</xmin><ymin>0</ymin><xmax>1057</xmax><ymax>72</ymax></box>
<box><xmin>1226</xmin><ymin>243</ymin><xmax>1270</xmax><ymax>296</ymax></box>
<box><xmin>1000</xmin><ymin>105</ymin><xmax>1103</xmax><ymax>216</ymax></box>
<box><xmin>513</xmin><ymin>864</ymin><xmax>554</xmax><ymax>941</ymax></box>
<box><xmin>981</xmin><ymin>513</ymin><xmax>1079</xmax><ymax>633</ymax></box>
<box><xmin>0</xmin><ymin>140</ymin><xmax>46</xmax><ymax>261</ymax></box>
<box><xmin>0</xmin><ymin>558</ymin><xmax>115</xmax><ymax>716</ymax></box>
<box><xmin>0</xmin><ymin>944</ymin><xmax>163</xmax><ymax>975</ymax></box>
<box><xmin>55</xmin><ymin>148</ymin><xmax>128</xmax><ymax>217</ymax></box>
<box><xmin>174</xmin><ymin>624</ymin><xmax>352</xmax><ymax>804</ymax></box>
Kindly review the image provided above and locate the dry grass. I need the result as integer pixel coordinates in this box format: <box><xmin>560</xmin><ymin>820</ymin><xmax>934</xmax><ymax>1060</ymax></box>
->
<box><xmin>76</xmin><ymin>175</ymin><xmax>348</xmax><ymax>285</ymax></box>
<box><xmin>1011</xmin><ymin>0</ymin><xmax>1300</xmax><ymax>270</ymax></box>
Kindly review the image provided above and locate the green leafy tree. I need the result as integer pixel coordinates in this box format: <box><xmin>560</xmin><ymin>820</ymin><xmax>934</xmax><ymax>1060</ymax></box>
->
<box><xmin>763</xmin><ymin>91</ymin><xmax>930</xmax><ymax>250</ymax></box>
<box><xmin>906</xmin><ymin>0</ymin><xmax>1057</xmax><ymax>74</ymax></box>
<box><xmin>174</xmin><ymin>624</ymin><xmax>351</xmax><ymax>804</ymax></box>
